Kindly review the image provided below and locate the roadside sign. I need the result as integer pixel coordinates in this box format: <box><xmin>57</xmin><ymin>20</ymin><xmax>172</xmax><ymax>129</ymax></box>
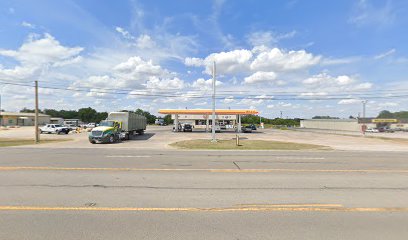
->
<box><xmin>372</xmin><ymin>119</ymin><xmax>398</xmax><ymax>123</ymax></box>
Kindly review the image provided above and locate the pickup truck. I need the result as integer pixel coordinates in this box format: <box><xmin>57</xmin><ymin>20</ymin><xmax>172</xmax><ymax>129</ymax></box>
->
<box><xmin>40</xmin><ymin>124</ymin><xmax>70</xmax><ymax>134</ymax></box>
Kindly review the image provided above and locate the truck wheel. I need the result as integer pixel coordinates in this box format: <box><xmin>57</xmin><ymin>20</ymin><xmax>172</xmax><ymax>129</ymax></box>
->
<box><xmin>109</xmin><ymin>135</ymin><xmax>115</xmax><ymax>143</ymax></box>
<box><xmin>125</xmin><ymin>133</ymin><xmax>130</xmax><ymax>140</ymax></box>
<box><xmin>56</xmin><ymin>130</ymin><xmax>61</xmax><ymax>135</ymax></box>
<box><xmin>90</xmin><ymin>141</ymin><xmax>95</xmax><ymax>144</ymax></box>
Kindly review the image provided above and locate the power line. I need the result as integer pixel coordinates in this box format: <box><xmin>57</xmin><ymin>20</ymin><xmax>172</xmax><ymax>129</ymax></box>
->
<box><xmin>1</xmin><ymin>80</ymin><xmax>408</xmax><ymax>101</ymax></box>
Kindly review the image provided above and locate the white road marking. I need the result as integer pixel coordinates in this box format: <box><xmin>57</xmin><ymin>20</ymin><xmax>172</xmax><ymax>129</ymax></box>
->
<box><xmin>105</xmin><ymin>155</ymin><xmax>151</xmax><ymax>158</ymax></box>
<box><xmin>274</xmin><ymin>157</ymin><xmax>325</xmax><ymax>160</ymax></box>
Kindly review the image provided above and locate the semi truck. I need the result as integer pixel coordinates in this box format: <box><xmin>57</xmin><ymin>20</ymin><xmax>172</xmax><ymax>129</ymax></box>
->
<box><xmin>88</xmin><ymin>112</ymin><xmax>147</xmax><ymax>144</ymax></box>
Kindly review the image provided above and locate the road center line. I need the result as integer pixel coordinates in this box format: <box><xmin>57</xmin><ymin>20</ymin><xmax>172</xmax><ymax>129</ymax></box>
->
<box><xmin>0</xmin><ymin>205</ymin><xmax>407</xmax><ymax>212</ymax></box>
<box><xmin>0</xmin><ymin>166</ymin><xmax>407</xmax><ymax>173</ymax></box>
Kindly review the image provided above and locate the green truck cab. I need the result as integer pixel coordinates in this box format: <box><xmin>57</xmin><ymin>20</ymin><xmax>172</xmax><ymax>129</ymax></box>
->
<box><xmin>89</xmin><ymin>112</ymin><xmax>147</xmax><ymax>144</ymax></box>
<box><xmin>88</xmin><ymin>120</ymin><xmax>122</xmax><ymax>144</ymax></box>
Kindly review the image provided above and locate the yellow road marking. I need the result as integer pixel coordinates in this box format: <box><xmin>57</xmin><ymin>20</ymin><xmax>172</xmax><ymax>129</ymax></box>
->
<box><xmin>0</xmin><ymin>205</ymin><xmax>407</xmax><ymax>212</ymax></box>
<box><xmin>237</xmin><ymin>204</ymin><xmax>344</xmax><ymax>208</ymax></box>
<box><xmin>210</xmin><ymin>169</ymin><xmax>408</xmax><ymax>173</ymax></box>
<box><xmin>0</xmin><ymin>166</ymin><xmax>407</xmax><ymax>173</ymax></box>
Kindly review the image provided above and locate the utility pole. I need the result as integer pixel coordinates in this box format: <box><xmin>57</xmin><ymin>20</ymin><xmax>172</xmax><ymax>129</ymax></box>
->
<box><xmin>211</xmin><ymin>61</ymin><xmax>217</xmax><ymax>142</ymax></box>
<box><xmin>35</xmin><ymin>80</ymin><xmax>39</xmax><ymax>143</ymax></box>
<box><xmin>0</xmin><ymin>94</ymin><xmax>2</xmax><ymax>126</ymax></box>
<box><xmin>280</xmin><ymin>111</ymin><xmax>283</xmax><ymax>119</ymax></box>
<box><xmin>361</xmin><ymin>100</ymin><xmax>367</xmax><ymax>136</ymax></box>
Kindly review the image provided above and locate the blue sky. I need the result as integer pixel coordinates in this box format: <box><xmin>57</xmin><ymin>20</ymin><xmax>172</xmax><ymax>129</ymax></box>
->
<box><xmin>1</xmin><ymin>0</ymin><xmax>408</xmax><ymax>118</ymax></box>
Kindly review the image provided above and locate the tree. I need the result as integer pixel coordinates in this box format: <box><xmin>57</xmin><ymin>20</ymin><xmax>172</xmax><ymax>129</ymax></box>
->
<box><xmin>377</xmin><ymin>110</ymin><xmax>394</xmax><ymax>118</ymax></box>
<box><xmin>134</xmin><ymin>108</ymin><xmax>156</xmax><ymax>124</ymax></box>
<box><xmin>312</xmin><ymin>116</ymin><xmax>339</xmax><ymax>119</ymax></box>
<box><xmin>20</xmin><ymin>108</ymin><xmax>40</xmax><ymax>113</ymax></box>
<box><xmin>163</xmin><ymin>114</ymin><xmax>173</xmax><ymax>125</ymax></box>
<box><xmin>78</xmin><ymin>107</ymin><xmax>98</xmax><ymax>123</ymax></box>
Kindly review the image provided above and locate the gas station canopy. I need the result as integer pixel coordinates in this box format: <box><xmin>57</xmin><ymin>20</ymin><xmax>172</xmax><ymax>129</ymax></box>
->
<box><xmin>158</xmin><ymin>109</ymin><xmax>259</xmax><ymax>115</ymax></box>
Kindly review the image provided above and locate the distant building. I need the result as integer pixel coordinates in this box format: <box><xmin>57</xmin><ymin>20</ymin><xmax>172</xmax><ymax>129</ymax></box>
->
<box><xmin>300</xmin><ymin>118</ymin><xmax>408</xmax><ymax>132</ymax></box>
<box><xmin>50</xmin><ymin>117</ymin><xmax>64</xmax><ymax>125</ymax></box>
<box><xmin>0</xmin><ymin>112</ymin><xmax>51</xmax><ymax>126</ymax></box>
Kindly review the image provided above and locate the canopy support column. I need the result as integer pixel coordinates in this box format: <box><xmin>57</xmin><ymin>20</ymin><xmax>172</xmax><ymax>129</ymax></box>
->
<box><xmin>237</xmin><ymin>114</ymin><xmax>241</xmax><ymax>133</ymax></box>
<box><xmin>174</xmin><ymin>114</ymin><xmax>179</xmax><ymax>132</ymax></box>
<box><xmin>206</xmin><ymin>115</ymin><xmax>209</xmax><ymax>132</ymax></box>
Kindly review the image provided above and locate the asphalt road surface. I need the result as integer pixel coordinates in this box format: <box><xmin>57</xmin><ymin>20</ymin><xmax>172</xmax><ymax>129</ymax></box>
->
<box><xmin>1</xmin><ymin>148</ymin><xmax>408</xmax><ymax>239</ymax></box>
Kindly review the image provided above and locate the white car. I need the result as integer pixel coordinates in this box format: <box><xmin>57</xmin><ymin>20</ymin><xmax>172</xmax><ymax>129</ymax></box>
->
<box><xmin>85</xmin><ymin>123</ymin><xmax>97</xmax><ymax>129</ymax></box>
<box><xmin>365</xmin><ymin>128</ymin><xmax>379</xmax><ymax>133</ymax></box>
<box><xmin>40</xmin><ymin>124</ymin><xmax>70</xmax><ymax>134</ymax></box>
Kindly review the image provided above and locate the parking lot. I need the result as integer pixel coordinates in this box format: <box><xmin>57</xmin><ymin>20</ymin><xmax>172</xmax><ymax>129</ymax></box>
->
<box><xmin>1</xmin><ymin>125</ymin><xmax>408</xmax><ymax>151</ymax></box>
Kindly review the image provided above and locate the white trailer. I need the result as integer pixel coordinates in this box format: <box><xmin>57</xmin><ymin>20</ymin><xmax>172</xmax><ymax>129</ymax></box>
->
<box><xmin>107</xmin><ymin>112</ymin><xmax>147</xmax><ymax>139</ymax></box>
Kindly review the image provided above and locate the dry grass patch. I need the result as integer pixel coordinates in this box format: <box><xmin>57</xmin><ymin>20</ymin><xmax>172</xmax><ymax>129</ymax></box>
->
<box><xmin>170</xmin><ymin>139</ymin><xmax>328</xmax><ymax>150</ymax></box>
<box><xmin>0</xmin><ymin>138</ymin><xmax>71</xmax><ymax>147</ymax></box>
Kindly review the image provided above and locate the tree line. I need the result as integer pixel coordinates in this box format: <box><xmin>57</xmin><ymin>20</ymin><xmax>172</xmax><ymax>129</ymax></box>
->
<box><xmin>377</xmin><ymin>110</ymin><xmax>408</xmax><ymax>119</ymax></box>
<box><xmin>241</xmin><ymin>115</ymin><xmax>301</xmax><ymax>126</ymax></box>
<box><xmin>20</xmin><ymin>107</ymin><xmax>172</xmax><ymax>125</ymax></box>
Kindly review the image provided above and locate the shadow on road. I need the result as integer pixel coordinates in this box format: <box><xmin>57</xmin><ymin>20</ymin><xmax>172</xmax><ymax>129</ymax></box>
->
<box><xmin>128</xmin><ymin>133</ymin><xmax>155</xmax><ymax>141</ymax></box>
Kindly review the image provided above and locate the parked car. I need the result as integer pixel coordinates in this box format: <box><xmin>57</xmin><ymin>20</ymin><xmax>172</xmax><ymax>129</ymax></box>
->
<box><xmin>248</xmin><ymin>124</ymin><xmax>257</xmax><ymax>130</ymax></box>
<box><xmin>183</xmin><ymin>124</ymin><xmax>193</xmax><ymax>132</ymax></box>
<box><xmin>210</xmin><ymin>125</ymin><xmax>221</xmax><ymax>133</ymax></box>
<box><xmin>40</xmin><ymin>124</ymin><xmax>70</xmax><ymax>134</ymax></box>
<box><xmin>242</xmin><ymin>125</ymin><xmax>253</xmax><ymax>133</ymax></box>
<box><xmin>365</xmin><ymin>128</ymin><xmax>379</xmax><ymax>133</ymax></box>
<box><xmin>84</xmin><ymin>123</ymin><xmax>97</xmax><ymax>129</ymax></box>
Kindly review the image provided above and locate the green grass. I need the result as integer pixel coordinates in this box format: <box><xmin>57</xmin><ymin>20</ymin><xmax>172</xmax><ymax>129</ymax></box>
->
<box><xmin>0</xmin><ymin>138</ymin><xmax>71</xmax><ymax>147</ymax></box>
<box><xmin>170</xmin><ymin>139</ymin><xmax>328</xmax><ymax>150</ymax></box>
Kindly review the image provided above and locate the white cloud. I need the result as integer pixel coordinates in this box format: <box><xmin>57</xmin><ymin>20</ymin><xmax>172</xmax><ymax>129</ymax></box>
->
<box><xmin>250</xmin><ymin>48</ymin><xmax>321</xmax><ymax>72</ymax></box>
<box><xmin>0</xmin><ymin>33</ymin><xmax>83</xmax><ymax>82</ymax></box>
<box><xmin>354</xmin><ymin>82</ymin><xmax>373</xmax><ymax>90</ymax></box>
<box><xmin>185</xmin><ymin>47</ymin><xmax>320</xmax><ymax>77</ymax></box>
<box><xmin>21</xmin><ymin>21</ymin><xmax>35</xmax><ymax>29</ymax></box>
<box><xmin>349</xmin><ymin>0</ymin><xmax>396</xmax><ymax>27</ymax></box>
<box><xmin>185</xmin><ymin>49</ymin><xmax>253</xmax><ymax>75</ymax></box>
<box><xmin>0</xmin><ymin>33</ymin><xmax>83</xmax><ymax>67</ymax></box>
<box><xmin>338</xmin><ymin>99</ymin><xmax>362</xmax><ymax>105</ymax></box>
<box><xmin>247</xmin><ymin>30</ymin><xmax>296</xmax><ymax>47</ymax></box>
<box><xmin>321</xmin><ymin>56</ymin><xmax>362</xmax><ymax>66</ymax></box>
<box><xmin>191</xmin><ymin>78</ymin><xmax>222</xmax><ymax>90</ymax></box>
<box><xmin>378</xmin><ymin>102</ymin><xmax>398</xmax><ymax>107</ymax></box>
<box><xmin>303</xmin><ymin>73</ymin><xmax>355</xmax><ymax>86</ymax></box>
<box><xmin>136</xmin><ymin>34</ymin><xmax>156</xmax><ymax>49</ymax></box>
<box><xmin>113</xmin><ymin>56</ymin><xmax>168</xmax><ymax>83</ymax></box>
<box><xmin>145</xmin><ymin>76</ymin><xmax>185</xmax><ymax>90</ymax></box>
<box><xmin>299</xmin><ymin>92</ymin><xmax>328</xmax><ymax>97</ymax></box>
<box><xmin>185</xmin><ymin>57</ymin><xmax>204</xmax><ymax>67</ymax></box>
<box><xmin>222</xmin><ymin>96</ymin><xmax>235</xmax><ymax>104</ymax></box>
<box><xmin>374</xmin><ymin>48</ymin><xmax>396</xmax><ymax>60</ymax></box>
<box><xmin>115</xmin><ymin>27</ymin><xmax>135</xmax><ymax>40</ymax></box>
<box><xmin>244</xmin><ymin>71</ymin><xmax>277</xmax><ymax>84</ymax></box>
<box><xmin>239</xmin><ymin>96</ymin><xmax>268</xmax><ymax>106</ymax></box>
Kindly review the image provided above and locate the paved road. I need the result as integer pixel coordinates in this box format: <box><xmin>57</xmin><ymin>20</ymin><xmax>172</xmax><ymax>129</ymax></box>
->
<box><xmin>0</xmin><ymin>148</ymin><xmax>408</xmax><ymax>239</ymax></box>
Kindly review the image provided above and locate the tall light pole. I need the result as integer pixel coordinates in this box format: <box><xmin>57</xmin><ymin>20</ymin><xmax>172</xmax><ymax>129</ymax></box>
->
<box><xmin>35</xmin><ymin>80</ymin><xmax>39</xmax><ymax>143</ymax></box>
<box><xmin>211</xmin><ymin>61</ymin><xmax>217</xmax><ymax>142</ymax></box>
<box><xmin>362</xmin><ymin>100</ymin><xmax>367</xmax><ymax>118</ymax></box>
